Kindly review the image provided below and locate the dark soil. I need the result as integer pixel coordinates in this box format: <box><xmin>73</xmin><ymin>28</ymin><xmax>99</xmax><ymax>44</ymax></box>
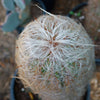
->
<box><xmin>14</xmin><ymin>79</ymin><xmax>40</xmax><ymax>100</ymax></box>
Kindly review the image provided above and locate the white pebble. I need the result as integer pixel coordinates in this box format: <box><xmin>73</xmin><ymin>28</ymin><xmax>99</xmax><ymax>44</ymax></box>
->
<box><xmin>21</xmin><ymin>88</ymin><xmax>25</xmax><ymax>92</ymax></box>
<box><xmin>97</xmin><ymin>29</ymin><xmax>100</xmax><ymax>32</ymax></box>
<box><xmin>79</xmin><ymin>16</ymin><xmax>85</xmax><ymax>20</ymax></box>
<box><xmin>74</xmin><ymin>13</ymin><xmax>77</xmax><ymax>16</ymax></box>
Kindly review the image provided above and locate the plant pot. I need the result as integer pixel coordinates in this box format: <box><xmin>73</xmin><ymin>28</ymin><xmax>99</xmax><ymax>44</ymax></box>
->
<box><xmin>10</xmin><ymin>69</ymin><xmax>91</xmax><ymax>100</ymax></box>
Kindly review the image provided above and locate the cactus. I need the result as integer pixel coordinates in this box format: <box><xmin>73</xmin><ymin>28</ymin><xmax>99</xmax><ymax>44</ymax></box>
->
<box><xmin>15</xmin><ymin>15</ymin><xmax>95</xmax><ymax>100</ymax></box>
<box><xmin>2</xmin><ymin>0</ymin><xmax>15</xmax><ymax>11</ymax></box>
<box><xmin>2</xmin><ymin>12</ymin><xmax>20</xmax><ymax>32</ymax></box>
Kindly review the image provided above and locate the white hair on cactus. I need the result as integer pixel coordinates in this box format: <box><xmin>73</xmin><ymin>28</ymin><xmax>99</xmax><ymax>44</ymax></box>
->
<box><xmin>15</xmin><ymin>15</ymin><xmax>95</xmax><ymax>100</ymax></box>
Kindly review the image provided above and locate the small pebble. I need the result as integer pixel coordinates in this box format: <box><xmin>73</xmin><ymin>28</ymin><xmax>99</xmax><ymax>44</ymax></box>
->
<box><xmin>79</xmin><ymin>16</ymin><xmax>85</xmax><ymax>20</ymax></box>
<box><xmin>21</xmin><ymin>88</ymin><xmax>25</xmax><ymax>92</ymax></box>
<box><xmin>74</xmin><ymin>13</ymin><xmax>77</xmax><ymax>16</ymax></box>
<box><xmin>97</xmin><ymin>29</ymin><xmax>100</xmax><ymax>32</ymax></box>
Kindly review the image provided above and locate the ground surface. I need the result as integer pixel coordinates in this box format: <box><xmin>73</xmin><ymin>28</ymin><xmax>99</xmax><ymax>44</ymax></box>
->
<box><xmin>0</xmin><ymin>2</ymin><xmax>16</xmax><ymax>100</ymax></box>
<box><xmin>0</xmin><ymin>0</ymin><xmax>100</xmax><ymax>100</ymax></box>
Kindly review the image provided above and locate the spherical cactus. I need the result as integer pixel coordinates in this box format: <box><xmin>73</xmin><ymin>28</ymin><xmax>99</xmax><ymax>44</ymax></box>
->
<box><xmin>15</xmin><ymin>15</ymin><xmax>95</xmax><ymax>100</ymax></box>
<box><xmin>84</xmin><ymin>0</ymin><xmax>100</xmax><ymax>39</ymax></box>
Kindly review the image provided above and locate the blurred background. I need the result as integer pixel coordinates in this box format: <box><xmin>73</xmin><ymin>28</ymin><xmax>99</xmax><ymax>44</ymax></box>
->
<box><xmin>0</xmin><ymin>2</ymin><xmax>16</xmax><ymax>100</ymax></box>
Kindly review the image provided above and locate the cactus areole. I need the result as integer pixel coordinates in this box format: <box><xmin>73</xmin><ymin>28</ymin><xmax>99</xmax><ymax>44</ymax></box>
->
<box><xmin>15</xmin><ymin>15</ymin><xmax>95</xmax><ymax>100</ymax></box>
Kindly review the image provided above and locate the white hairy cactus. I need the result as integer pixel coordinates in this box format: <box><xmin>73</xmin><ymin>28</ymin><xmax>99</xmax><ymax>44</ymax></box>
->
<box><xmin>15</xmin><ymin>15</ymin><xmax>95</xmax><ymax>100</ymax></box>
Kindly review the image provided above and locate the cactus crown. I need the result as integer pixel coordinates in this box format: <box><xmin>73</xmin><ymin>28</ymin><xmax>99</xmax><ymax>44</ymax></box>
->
<box><xmin>15</xmin><ymin>15</ymin><xmax>95</xmax><ymax>100</ymax></box>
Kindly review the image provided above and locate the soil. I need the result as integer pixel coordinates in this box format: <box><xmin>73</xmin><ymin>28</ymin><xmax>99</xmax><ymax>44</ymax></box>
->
<box><xmin>14</xmin><ymin>79</ymin><xmax>39</xmax><ymax>100</ymax></box>
<box><xmin>14</xmin><ymin>79</ymin><xmax>32</xmax><ymax>100</ymax></box>
<box><xmin>0</xmin><ymin>0</ymin><xmax>100</xmax><ymax>100</ymax></box>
